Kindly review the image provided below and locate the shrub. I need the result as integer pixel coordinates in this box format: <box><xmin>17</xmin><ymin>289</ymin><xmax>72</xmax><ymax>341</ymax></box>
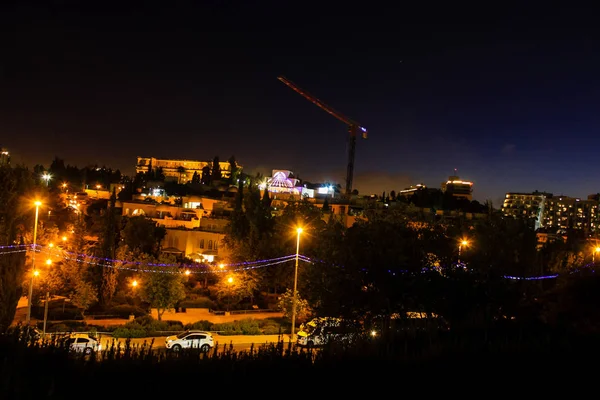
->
<box><xmin>109</xmin><ymin>304</ymin><xmax>148</xmax><ymax>318</ymax></box>
<box><xmin>112</xmin><ymin>322</ymin><xmax>148</xmax><ymax>338</ymax></box>
<box><xmin>212</xmin><ymin>319</ymin><xmax>262</xmax><ymax>335</ymax></box>
<box><xmin>259</xmin><ymin>319</ymin><xmax>284</xmax><ymax>335</ymax></box>
<box><xmin>179</xmin><ymin>297</ymin><xmax>216</xmax><ymax>309</ymax></box>
<box><xmin>184</xmin><ymin>320</ymin><xmax>213</xmax><ymax>331</ymax></box>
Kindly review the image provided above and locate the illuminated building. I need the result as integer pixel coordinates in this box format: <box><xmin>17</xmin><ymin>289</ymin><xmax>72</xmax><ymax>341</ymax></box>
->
<box><xmin>136</xmin><ymin>157</ymin><xmax>239</xmax><ymax>184</ymax></box>
<box><xmin>398</xmin><ymin>183</ymin><xmax>427</xmax><ymax>198</ymax></box>
<box><xmin>441</xmin><ymin>171</ymin><xmax>473</xmax><ymax>201</ymax></box>
<box><xmin>502</xmin><ymin>191</ymin><xmax>551</xmax><ymax>230</ymax></box>
<box><xmin>541</xmin><ymin>195</ymin><xmax>598</xmax><ymax>233</ymax></box>
<box><xmin>0</xmin><ymin>148</ymin><xmax>9</xmax><ymax>166</ymax></box>
<box><xmin>258</xmin><ymin>170</ymin><xmax>322</xmax><ymax>198</ymax></box>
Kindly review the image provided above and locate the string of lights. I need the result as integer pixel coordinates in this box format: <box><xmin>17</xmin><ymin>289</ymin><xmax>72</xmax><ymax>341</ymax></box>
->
<box><xmin>35</xmin><ymin>244</ymin><xmax>300</xmax><ymax>269</ymax></box>
<box><xmin>2</xmin><ymin>244</ymin><xmax>594</xmax><ymax>280</ymax></box>
<box><xmin>56</xmin><ymin>252</ymin><xmax>298</xmax><ymax>275</ymax></box>
<box><xmin>0</xmin><ymin>244</ymin><xmax>28</xmax><ymax>249</ymax></box>
<box><xmin>0</xmin><ymin>249</ymin><xmax>28</xmax><ymax>255</ymax></box>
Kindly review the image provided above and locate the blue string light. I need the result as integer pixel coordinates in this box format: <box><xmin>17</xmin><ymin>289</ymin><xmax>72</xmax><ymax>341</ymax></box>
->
<box><xmin>4</xmin><ymin>246</ymin><xmax>595</xmax><ymax>280</ymax></box>
<box><xmin>37</xmin><ymin>244</ymin><xmax>299</xmax><ymax>269</ymax></box>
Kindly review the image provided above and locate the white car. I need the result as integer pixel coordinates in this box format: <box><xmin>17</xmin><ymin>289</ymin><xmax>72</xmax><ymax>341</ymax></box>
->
<box><xmin>64</xmin><ymin>334</ymin><xmax>102</xmax><ymax>355</ymax></box>
<box><xmin>165</xmin><ymin>330</ymin><xmax>214</xmax><ymax>352</ymax></box>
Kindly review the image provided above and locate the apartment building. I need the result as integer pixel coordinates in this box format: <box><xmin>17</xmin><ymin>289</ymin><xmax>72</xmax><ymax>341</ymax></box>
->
<box><xmin>119</xmin><ymin>196</ymin><xmax>232</xmax><ymax>262</ymax></box>
<box><xmin>503</xmin><ymin>191</ymin><xmax>600</xmax><ymax>234</ymax></box>
<box><xmin>136</xmin><ymin>157</ymin><xmax>238</xmax><ymax>184</ymax></box>
<box><xmin>541</xmin><ymin>196</ymin><xmax>598</xmax><ymax>233</ymax></box>
<box><xmin>502</xmin><ymin>191</ymin><xmax>551</xmax><ymax>230</ymax></box>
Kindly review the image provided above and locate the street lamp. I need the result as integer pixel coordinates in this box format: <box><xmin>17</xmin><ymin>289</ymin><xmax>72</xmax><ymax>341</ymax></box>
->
<box><xmin>458</xmin><ymin>239</ymin><xmax>469</xmax><ymax>264</ymax></box>
<box><xmin>26</xmin><ymin>200</ymin><xmax>42</xmax><ymax>325</ymax></box>
<box><xmin>42</xmin><ymin>259</ymin><xmax>52</xmax><ymax>335</ymax></box>
<box><xmin>290</xmin><ymin>227</ymin><xmax>303</xmax><ymax>342</ymax></box>
<box><xmin>41</xmin><ymin>173</ymin><xmax>51</xmax><ymax>187</ymax></box>
<box><xmin>593</xmin><ymin>247</ymin><xmax>600</xmax><ymax>263</ymax></box>
<box><xmin>226</xmin><ymin>276</ymin><xmax>234</xmax><ymax>312</ymax></box>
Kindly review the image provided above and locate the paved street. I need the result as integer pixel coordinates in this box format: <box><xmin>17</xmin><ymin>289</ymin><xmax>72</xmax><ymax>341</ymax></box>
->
<box><xmin>100</xmin><ymin>333</ymin><xmax>293</xmax><ymax>352</ymax></box>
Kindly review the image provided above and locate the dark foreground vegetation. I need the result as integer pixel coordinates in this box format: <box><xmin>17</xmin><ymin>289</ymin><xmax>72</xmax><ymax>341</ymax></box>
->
<box><xmin>1</xmin><ymin>321</ymin><xmax>598</xmax><ymax>398</ymax></box>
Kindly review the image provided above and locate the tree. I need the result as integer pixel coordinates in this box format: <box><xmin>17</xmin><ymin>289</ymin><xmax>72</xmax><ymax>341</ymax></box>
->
<box><xmin>139</xmin><ymin>260</ymin><xmax>186</xmax><ymax>321</ymax></box>
<box><xmin>95</xmin><ymin>189</ymin><xmax>121</xmax><ymax>306</ymax></box>
<box><xmin>191</xmin><ymin>171</ymin><xmax>200</xmax><ymax>184</ymax></box>
<box><xmin>121</xmin><ymin>216</ymin><xmax>166</xmax><ymax>257</ymax></box>
<box><xmin>212</xmin><ymin>270</ymin><xmax>260</xmax><ymax>309</ymax></box>
<box><xmin>71</xmin><ymin>280</ymin><xmax>98</xmax><ymax>318</ymax></box>
<box><xmin>0</xmin><ymin>165</ymin><xmax>35</xmax><ymax>332</ymax></box>
<box><xmin>177</xmin><ymin>166</ymin><xmax>186</xmax><ymax>184</ymax></box>
<box><xmin>211</xmin><ymin>156</ymin><xmax>222</xmax><ymax>183</ymax></box>
<box><xmin>201</xmin><ymin>165</ymin><xmax>211</xmax><ymax>185</ymax></box>
<box><xmin>277</xmin><ymin>288</ymin><xmax>312</xmax><ymax>322</ymax></box>
<box><xmin>228</xmin><ymin>155</ymin><xmax>239</xmax><ymax>184</ymax></box>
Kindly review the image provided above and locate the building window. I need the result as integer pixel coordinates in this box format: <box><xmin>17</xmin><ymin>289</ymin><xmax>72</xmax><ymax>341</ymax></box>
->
<box><xmin>208</xmin><ymin>240</ymin><xmax>213</xmax><ymax>250</ymax></box>
<box><xmin>214</xmin><ymin>241</ymin><xmax>218</xmax><ymax>250</ymax></box>
<box><xmin>199</xmin><ymin>239</ymin><xmax>204</xmax><ymax>249</ymax></box>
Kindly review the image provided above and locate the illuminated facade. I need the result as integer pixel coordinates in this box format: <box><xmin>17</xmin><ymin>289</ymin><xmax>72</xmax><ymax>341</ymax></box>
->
<box><xmin>136</xmin><ymin>157</ymin><xmax>238</xmax><ymax>184</ymax></box>
<box><xmin>0</xmin><ymin>148</ymin><xmax>9</xmax><ymax>166</ymax></box>
<box><xmin>399</xmin><ymin>183</ymin><xmax>426</xmax><ymax>198</ymax></box>
<box><xmin>541</xmin><ymin>196</ymin><xmax>599</xmax><ymax>233</ymax></box>
<box><xmin>502</xmin><ymin>191</ymin><xmax>551</xmax><ymax>230</ymax></box>
<box><xmin>441</xmin><ymin>173</ymin><xmax>473</xmax><ymax>201</ymax></box>
<box><xmin>258</xmin><ymin>170</ymin><xmax>323</xmax><ymax>198</ymax></box>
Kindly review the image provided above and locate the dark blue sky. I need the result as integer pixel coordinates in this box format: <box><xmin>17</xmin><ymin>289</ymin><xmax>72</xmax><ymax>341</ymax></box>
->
<box><xmin>2</xmin><ymin>2</ymin><xmax>599</xmax><ymax>205</ymax></box>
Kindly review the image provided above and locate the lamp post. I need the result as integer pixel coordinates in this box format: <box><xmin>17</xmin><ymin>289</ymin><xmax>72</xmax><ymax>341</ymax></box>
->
<box><xmin>42</xmin><ymin>259</ymin><xmax>52</xmax><ymax>335</ymax></box>
<box><xmin>226</xmin><ymin>276</ymin><xmax>234</xmax><ymax>312</ymax></box>
<box><xmin>290</xmin><ymin>227</ymin><xmax>303</xmax><ymax>342</ymax></box>
<box><xmin>458</xmin><ymin>239</ymin><xmax>469</xmax><ymax>264</ymax></box>
<box><xmin>593</xmin><ymin>247</ymin><xmax>600</xmax><ymax>263</ymax></box>
<box><xmin>26</xmin><ymin>201</ymin><xmax>42</xmax><ymax>325</ymax></box>
<box><xmin>41</xmin><ymin>173</ymin><xmax>51</xmax><ymax>187</ymax></box>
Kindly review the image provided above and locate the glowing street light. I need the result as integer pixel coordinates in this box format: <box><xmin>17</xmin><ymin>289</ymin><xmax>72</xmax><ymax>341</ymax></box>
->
<box><xmin>41</xmin><ymin>173</ymin><xmax>52</xmax><ymax>187</ymax></box>
<box><xmin>26</xmin><ymin>200</ymin><xmax>42</xmax><ymax>324</ymax></box>
<box><xmin>33</xmin><ymin>270</ymin><xmax>40</xmax><ymax>277</ymax></box>
<box><xmin>593</xmin><ymin>247</ymin><xmax>600</xmax><ymax>263</ymax></box>
<box><xmin>184</xmin><ymin>270</ymin><xmax>191</xmax><ymax>276</ymax></box>
<box><xmin>458</xmin><ymin>239</ymin><xmax>469</xmax><ymax>264</ymax></box>
<box><xmin>290</xmin><ymin>227</ymin><xmax>303</xmax><ymax>341</ymax></box>
<box><xmin>226</xmin><ymin>276</ymin><xmax>234</xmax><ymax>312</ymax></box>
<box><xmin>132</xmin><ymin>280</ymin><xmax>138</xmax><ymax>288</ymax></box>
<box><xmin>42</xmin><ymin>258</ymin><xmax>53</xmax><ymax>335</ymax></box>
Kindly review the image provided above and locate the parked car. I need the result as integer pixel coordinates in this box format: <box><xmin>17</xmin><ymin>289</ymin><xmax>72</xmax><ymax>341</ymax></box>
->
<box><xmin>165</xmin><ymin>330</ymin><xmax>214</xmax><ymax>352</ymax></box>
<box><xmin>297</xmin><ymin>317</ymin><xmax>362</xmax><ymax>348</ymax></box>
<box><xmin>64</xmin><ymin>333</ymin><xmax>102</xmax><ymax>355</ymax></box>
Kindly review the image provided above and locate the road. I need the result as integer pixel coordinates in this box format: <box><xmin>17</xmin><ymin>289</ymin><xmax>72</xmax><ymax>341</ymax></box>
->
<box><xmin>99</xmin><ymin>333</ymin><xmax>293</xmax><ymax>353</ymax></box>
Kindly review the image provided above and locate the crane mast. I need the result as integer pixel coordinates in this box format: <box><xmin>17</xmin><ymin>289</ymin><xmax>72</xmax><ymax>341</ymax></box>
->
<box><xmin>277</xmin><ymin>76</ymin><xmax>367</xmax><ymax>196</ymax></box>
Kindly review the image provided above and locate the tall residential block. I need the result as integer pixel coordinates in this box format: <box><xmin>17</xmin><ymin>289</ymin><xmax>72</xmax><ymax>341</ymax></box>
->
<box><xmin>502</xmin><ymin>191</ymin><xmax>550</xmax><ymax>230</ymax></box>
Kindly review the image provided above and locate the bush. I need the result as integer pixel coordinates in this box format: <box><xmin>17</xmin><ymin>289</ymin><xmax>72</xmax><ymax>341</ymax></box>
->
<box><xmin>184</xmin><ymin>320</ymin><xmax>213</xmax><ymax>331</ymax></box>
<box><xmin>179</xmin><ymin>297</ymin><xmax>216</xmax><ymax>309</ymax></box>
<box><xmin>259</xmin><ymin>318</ymin><xmax>284</xmax><ymax>335</ymax></box>
<box><xmin>32</xmin><ymin>305</ymin><xmax>82</xmax><ymax>321</ymax></box>
<box><xmin>112</xmin><ymin>322</ymin><xmax>148</xmax><ymax>338</ymax></box>
<box><xmin>109</xmin><ymin>304</ymin><xmax>149</xmax><ymax>319</ymax></box>
<box><xmin>212</xmin><ymin>319</ymin><xmax>262</xmax><ymax>335</ymax></box>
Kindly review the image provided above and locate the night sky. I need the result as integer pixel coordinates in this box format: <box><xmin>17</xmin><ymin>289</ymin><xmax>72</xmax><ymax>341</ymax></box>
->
<box><xmin>2</xmin><ymin>2</ymin><xmax>600</xmax><ymax>205</ymax></box>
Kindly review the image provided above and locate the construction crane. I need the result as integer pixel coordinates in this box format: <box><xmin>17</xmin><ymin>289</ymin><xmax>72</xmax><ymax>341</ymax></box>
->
<box><xmin>277</xmin><ymin>76</ymin><xmax>368</xmax><ymax>197</ymax></box>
